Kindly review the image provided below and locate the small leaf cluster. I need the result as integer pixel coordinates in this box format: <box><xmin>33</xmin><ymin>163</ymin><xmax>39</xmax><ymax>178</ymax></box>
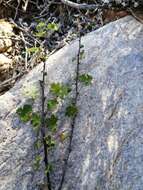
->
<box><xmin>17</xmin><ymin>82</ymin><xmax>75</xmax><ymax>173</ymax></box>
<box><xmin>33</xmin><ymin>155</ymin><xmax>42</xmax><ymax>170</ymax></box>
<box><xmin>16</xmin><ymin>41</ymin><xmax>94</xmax><ymax>181</ymax></box>
<box><xmin>45</xmin><ymin>135</ymin><xmax>56</xmax><ymax>149</ymax></box>
<box><xmin>71</xmin><ymin>44</ymin><xmax>93</xmax><ymax>86</ymax></box>
<box><xmin>47</xmin><ymin>99</ymin><xmax>58</xmax><ymax>111</ymax></box>
<box><xmin>79</xmin><ymin>74</ymin><xmax>93</xmax><ymax>86</ymax></box>
<box><xmin>46</xmin><ymin>114</ymin><xmax>58</xmax><ymax>132</ymax></box>
<box><xmin>50</xmin><ymin>83</ymin><xmax>71</xmax><ymax>99</ymax></box>
<box><xmin>16</xmin><ymin>104</ymin><xmax>41</xmax><ymax>132</ymax></box>
<box><xmin>16</xmin><ymin>104</ymin><xmax>32</xmax><ymax>122</ymax></box>
<box><xmin>78</xmin><ymin>44</ymin><xmax>93</xmax><ymax>86</ymax></box>
<box><xmin>35</xmin><ymin>21</ymin><xmax>59</xmax><ymax>38</ymax></box>
<box><xmin>65</xmin><ymin>104</ymin><xmax>78</xmax><ymax>117</ymax></box>
<box><xmin>26</xmin><ymin>47</ymin><xmax>41</xmax><ymax>55</ymax></box>
<box><xmin>45</xmin><ymin>163</ymin><xmax>53</xmax><ymax>174</ymax></box>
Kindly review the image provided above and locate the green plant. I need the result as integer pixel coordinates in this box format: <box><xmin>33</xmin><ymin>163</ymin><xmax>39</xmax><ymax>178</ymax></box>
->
<box><xmin>16</xmin><ymin>36</ymin><xmax>93</xmax><ymax>189</ymax></box>
<box><xmin>50</xmin><ymin>83</ymin><xmax>71</xmax><ymax>99</ymax></box>
<box><xmin>47</xmin><ymin>99</ymin><xmax>58</xmax><ymax>110</ymax></box>
<box><xmin>65</xmin><ymin>104</ymin><xmax>78</xmax><ymax>117</ymax></box>
<box><xmin>16</xmin><ymin>82</ymin><xmax>73</xmax><ymax>182</ymax></box>
<box><xmin>45</xmin><ymin>135</ymin><xmax>56</xmax><ymax>149</ymax></box>
<box><xmin>79</xmin><ymin>74</ymin><xmax>93</xmax><ymax>85</ymax></box>
<box><xmin>16</xmin><ymin>104</ymin><xmax>32</xmax><ymax>122</ymax></box>
<box><xmin>46</xmin><ymin>114</ymin><xmax>58</xmax><ymax>132</ymax></box>
<box><xmin>33</xmin><ymin>155</ymin><xmax>42</xmax><ymax>170</ymax></box>
<box><xmin>34</xmin><ymin>139</ymin><xmax>42</xmax><ymax>149</ymax></box>
<box><xmin>47</xmin><ymin>23</ymin><xmax>59</xmax><ymax>31</ymax></box>
<box><xmin>26</xmin><ymin>47</ymin><xmax>41</xmax><ymax>54</ymax></box>
<box><xmin>31</xmin><ymin>113</ymin><xmax>41</xmax><ymax>132</ymax></box>
<box><xmin>35</xmin><ymin>21</ymin><xmax>59</xmax><ymax>38</ymax></box>
<box><xmin>45</xmin><ymin>163</ymin><xmax>53</xmax><ymax>174</ymax></box>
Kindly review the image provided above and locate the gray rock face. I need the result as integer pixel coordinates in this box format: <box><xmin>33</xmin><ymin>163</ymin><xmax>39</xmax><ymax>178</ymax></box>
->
<box><xmin>0</xmin><ymin>16</ymin><xmax>143</xmax><ymax>190</ymax></box>
<box><xmin>61</xmin><ymin>17</ymin><xmax>143</xmax><ymax>190</ymax></box>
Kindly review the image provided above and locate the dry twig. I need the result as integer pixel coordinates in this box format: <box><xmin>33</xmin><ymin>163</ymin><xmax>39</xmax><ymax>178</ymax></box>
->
<box><xmin>40</xmin><ymin>60</ymin><xmax>51</xmax><ymax>190</ymax></box>
<box><xmin>127</xmin><ymin>8</ymin><xmax>143</xmax><ymax>24</ymax></box>
<box><xmin>60</xmin><ymin>0</ymin><xmax>107</xmax><ymax>10</ymax></box>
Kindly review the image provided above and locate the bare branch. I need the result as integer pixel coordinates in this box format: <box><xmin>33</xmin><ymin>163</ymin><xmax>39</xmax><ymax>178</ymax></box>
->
<box><xmin>40</xmin><ymin>60</ymin><xmax>51</xmax><ymax>190</ymax></box>
<box><xmin>127</xmin><ymin>8</ymin><xmax>143</xmax><ymax>24</ymax></box>
<box><xmin>60</xmin><ymin>0</ymin><xmax>107</xmax><ymax>10</ymax></box>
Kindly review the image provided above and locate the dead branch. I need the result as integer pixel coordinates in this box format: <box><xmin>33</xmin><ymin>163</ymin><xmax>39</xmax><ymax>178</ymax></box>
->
<box><xmin>40</xmin><ymin>60</ymin><xmax>51</xmax><ymax>190</ymax></box>
<box><xmin>127</xmin><ymin>8</ymin><xmax>143</xmax><ymax>24</ymax></box>
<box><xmin>0</xmin><ymin>72</ymin><xmax>24</xmax><ymax>90</ymax></box>
<box><xmin>60</xmin><ymin>0</ymin><xmax>107</xmax><ymax>10</ymax></box>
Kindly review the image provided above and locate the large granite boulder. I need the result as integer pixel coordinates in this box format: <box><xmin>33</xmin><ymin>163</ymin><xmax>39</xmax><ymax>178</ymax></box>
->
<box><xmin>0</xmin><ymin>16</ymin><xmax>143</xmax><ymax>190</ymax></box>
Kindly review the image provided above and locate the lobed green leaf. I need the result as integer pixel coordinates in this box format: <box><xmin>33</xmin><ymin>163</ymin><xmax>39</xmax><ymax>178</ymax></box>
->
<box><xmin>65</xmin><ymin>104</ymin><xmax>78</xmax><ymax>117</ymax></box>
<box><xmin>47</xmin><ymin>23</ymin><xmax>59</xmax><ymax>31</ymax></box>
<box><xmin>47</xmin><ymin>99</ymin><xmax>58</xmax><ymax>111</ymax></box>
<box><xmin>31</xmin><ymin>113</ymin><xmax>41</xmax><ymax>127</ymax></box>
<box><xmin>45</xmin><ymin>135</ymin><xmax>56</xmax><ymax>148</ymax></box>
<box><xmin>79</xmin><ymin>74</ymin><xmax>93</xmax><ymax>86</ymax></box>
<box><xmin>33</xmin><ymin>155</ymin><xmax>42</xmax><ymax>170</ymax></box>
<box><xmin>16</xmin><ymin>104</ymin><xmax>32</xmax><ymax>122</ymax></box>
<box><xmin>46</xmin><ymin>114</ymin><xmax>58</xmax><ymax>132</ymax></box>
<box><xmin>50</xmin><ymin>83</ymin><xmax>71</xmax><ymax>99</ymax></box>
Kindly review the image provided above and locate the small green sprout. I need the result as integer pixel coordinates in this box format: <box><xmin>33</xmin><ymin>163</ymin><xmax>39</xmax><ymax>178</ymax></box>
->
<box><xmin>45</xmin><ymin>163</ymin><xmax>53</xmax><ymax>174</ymax></box>
<box><xmin>26</xmin><ymin>47</ymin><xmax>41</xmax><ymax>54</ymax></box>
<box><xmin>31</xmin><ymin>113</ymin><xmax>41</xmax><ymax>127</ymax></box>
<box><xmin>47</xmin><ymin>99</ymin><xmax>58</xmax><ymax>111</ymax></box>
<box><xmin>47</xmin><ymin>23</ymin><xmax>59</xmax><ymax>31</ymax></box>
<box><xmin>16</xmin><ymin>104</ymin><xmax>32</xmax><ymax>122</ymax></box>
<box><xmin>34</xmin><ymin>139</ymin><xmax>42</xmax><ymax>149</ymax></box>
<box><xmin>45</xmin><ymin>135</ymin><xmax>56</xmax><ymax>148</ymax></box>
<box><xmin>33</xmin><ymin>155</ymin><xmax>42</xmax><ymax>170</ymax></box>
<box><xmin>35</xmin><ymin>21</ymin><xmax>58</xmax><ymax>38</ymax></box>
<box><xmin>65</xmin><ymin>104</ymin><xmax>78</xmax><ymax>117</ymax></box>
<box><xmin>36</xmin><ymin>22</ymin><xmax>46</xmax><ymax>31</ymax></box>
<box><xmin>35</xmin><ymin>31</ymin><xmax>46</xmax><ymax>38</ymax></box>
<box><xmin>79</xmin><ymin>74</ymin><xmax>93</xmax><ymax>86</ymax></box>
<box><xmin>46</xmin><ymin>114</ymin><xmax>58</xmax><ymax>132</ymax></box>
<box><xmin>50</xmin><ymin>83</ymin><xmax>71</xmax><ymax>99</ymax></box>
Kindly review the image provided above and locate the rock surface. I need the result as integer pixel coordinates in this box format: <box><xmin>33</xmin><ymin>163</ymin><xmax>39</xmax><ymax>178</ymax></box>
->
<box><xmin>0</xmin><ymin>20</ymin><xmax>13</xmax><ymax>53</ymax></box>
<box><xmin>0</xmin><ymin>54</ymin><xmax>12</xmax><ymax>78</ymax></box>
<box><xmin>0</xmin><ymin>20</ymin><xmax>13</xmax><ymax>81</ymax></box>
<box><xmin>0</xmin><ymin>16</ymin><xmax>143</xmax><ymax>190</ymax></box>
